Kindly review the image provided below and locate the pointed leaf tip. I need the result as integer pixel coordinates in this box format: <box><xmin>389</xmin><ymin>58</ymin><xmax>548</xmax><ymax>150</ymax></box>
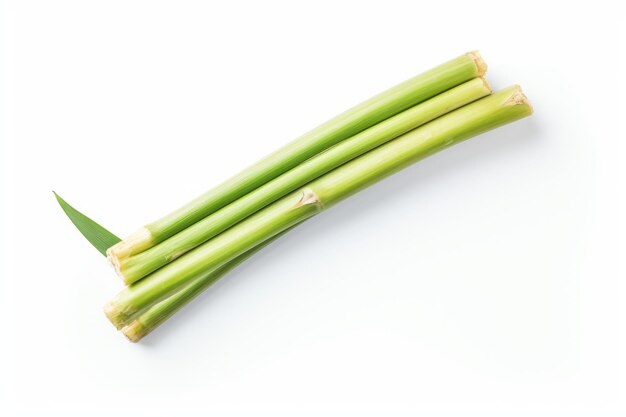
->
<box><xmin>54</xmin><ymin>192</ymin><xmax>121</xmax><ymax>256</ymax></box>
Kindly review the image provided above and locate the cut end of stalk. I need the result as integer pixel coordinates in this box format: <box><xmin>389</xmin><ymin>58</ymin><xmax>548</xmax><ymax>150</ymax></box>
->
<box><xmin>505</xmin><ymin>85</ymin><xmax>533</xmax><ymax>112</ymax></box>
<box><xmin>104</xmin><ymin>302</ymin><xmax>129</xmax><ymax>330</ymax></box>
<box><xmin>479</xmin><ymin>77</ymin><xmax>492</xmax><ymax>94</ymax></box>
<box><xmin>106</xmin><ymin>252</ymin><xmax>131</xmax><ymax>285</ymax></box>
<box><xmin>466</xmin><ymin>51</ymin><xmax>487</xmax><ymax>76</ymax></box>
<box><xmin>121</xmin><ymin>321</ymin><xmax>148</xmax><ymax>343</ymax></box>
<box><xmin>106</xmin><ymin>227</ymin><xmax>153</xmax><ymax>262</ymax></box>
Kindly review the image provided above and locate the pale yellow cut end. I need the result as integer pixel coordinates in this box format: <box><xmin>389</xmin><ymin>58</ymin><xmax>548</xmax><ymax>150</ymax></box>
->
<box><xmin>479</xmin><ymin>76</ymin><xmax>492</xmax><ymax>94</ymax></box>
<box><xmin>106</xmin><ymin>227</ymin><xmax>153</xmax><ymax>261</ymax></box>
<box><xmin>106</xmin><ymin>252</ymin><xmax>135</xmax><ymax>285</ymax></box>
<box><xmin>466</xmin><ymin>50</ymin><xmax>487</xmax><ymax>76</ymax></box>
<box><xmin>104</xmin><ymin>302</ymin><xmax>127</xmax><ymax>330</ymax></box>
<box><xmin>505</xmin><ymin>85</ymin><xmax>533</xmax><ymax>112</ymax></box>
<box><xmin>121</xmin><ymin>321</ymin><xmax>147</xmax><ymax>343</ymax></box>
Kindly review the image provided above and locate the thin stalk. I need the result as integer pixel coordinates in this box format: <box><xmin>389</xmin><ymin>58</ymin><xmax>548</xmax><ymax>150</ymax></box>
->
<box><xmin>121</xmin><ymin>231</ymin><xmax>289</xmax><ymax>342</ymax></box>
<box><xmin>105</xmin><ymin>86</ymin><xmax>532</xmax><ymax>329</ymax></box>
<box><xmin>106</xmin><ymin>190</ymin><xmax>323</xmax><ymax>328</ymax></box>
<box><xmin>115</xmin><ymin>78</ymin><xmax>491</xmax><ymax>284</ymax></box>
<box><xmin>107</xmin><ymin>52</ymin><xmax>486</xmax><ymax>262</ymax></box>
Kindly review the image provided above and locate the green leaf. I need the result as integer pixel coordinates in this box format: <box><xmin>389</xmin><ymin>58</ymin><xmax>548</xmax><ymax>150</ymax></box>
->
<box><xmin>53</xmin><ymin>192</ymin><xmax>120</xmax><ymax>256</ymax></box>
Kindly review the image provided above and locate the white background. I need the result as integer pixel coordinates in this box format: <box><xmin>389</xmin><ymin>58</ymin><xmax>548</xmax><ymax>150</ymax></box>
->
<box><xmin>1</xmin><ymin>0</ymin><xmax>624</xmax><ymax>415</ymax></box>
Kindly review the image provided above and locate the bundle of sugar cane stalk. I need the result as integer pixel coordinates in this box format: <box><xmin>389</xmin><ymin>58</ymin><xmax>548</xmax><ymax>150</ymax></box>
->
<box><xmin>57</xmin><ymin>51</ymin><xmax>532</xmax><ymax>342</ymax></box>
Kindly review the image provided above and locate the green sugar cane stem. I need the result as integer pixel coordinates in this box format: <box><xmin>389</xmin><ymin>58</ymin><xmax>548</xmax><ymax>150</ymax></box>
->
<box><xmin>115</xmin><ymin>77</ymin><xmax>491</xmax><ymax>284</ymax></box>
<box><xmin>106</xmin><ymin>52</ymin><xmax>486</xmax><ymax>262</ymax></box>
<box><xmin>105</xmin><ymin>191</ymin><xmax>323</xmax><ymax>328</ymax></box>
<box><xmin>105</xmin><ymin>86</ymin><xmax>531</xmax><ymax>329</ymax></box>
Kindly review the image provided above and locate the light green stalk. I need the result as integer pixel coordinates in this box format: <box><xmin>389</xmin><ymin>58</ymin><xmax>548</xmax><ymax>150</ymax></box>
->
<box><xmin>121</xmin><ymin>231</ymin><xmax>290</xmax><ymax>342</ymax></box>
<box><xmin>107</xmin><ymin>52</ymin><xmax>486</xmax><ymax>262</ymax></box>
<box><xmin>105</xmin><ymin>86</ymin><xmax>532</xmax><ymax>329</ymax></box>
<box><xmin>106</xmin><ymin>190</ymin><xmax>322</xmax><ymax>328</ymax></box>
<box><xmin>116</xmin><ymin>78</ymin><xmax>491</xmax><ymax>284</ymax></box>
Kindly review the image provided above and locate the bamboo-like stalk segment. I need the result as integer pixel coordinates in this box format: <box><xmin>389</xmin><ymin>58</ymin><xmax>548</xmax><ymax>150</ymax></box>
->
<box><xmin>115</xmin><ymin>78</ymin><xmax>491</xmax><ymax>284</ymax></box>
<box><xmin>105</xmin><ymin>86</ymin><xmax>532</xmax><ymax>329</ymax></box>
<box><xmin>107</xmin><ymin>52</ymin><xmax>486</xmax><ymax>262</ymax></box>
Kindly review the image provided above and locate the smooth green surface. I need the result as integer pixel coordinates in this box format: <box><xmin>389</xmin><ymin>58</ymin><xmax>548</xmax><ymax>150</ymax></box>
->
<box><xmin>120</xmin><ymin>78</ymin><xmax>491</xmax><ymax>283</ymax></box>
<box><xmin>53</xmin><ymin>192</ymin><xmax>121</xmax><ymax>255</ymax></box>
<box><xmin>311</xmin><ymin>86</ymin><xmax>533</xmax><ymax>206</ymax></box>
<box><xmin>107</xmin><ymin>86</ymin><xmax>531</xmax><ymax>328</ymax></box>
<box><xmin>137</xmin><ymin>53</ymin><xmax>483</xmax><ymax>251</ymax></box>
